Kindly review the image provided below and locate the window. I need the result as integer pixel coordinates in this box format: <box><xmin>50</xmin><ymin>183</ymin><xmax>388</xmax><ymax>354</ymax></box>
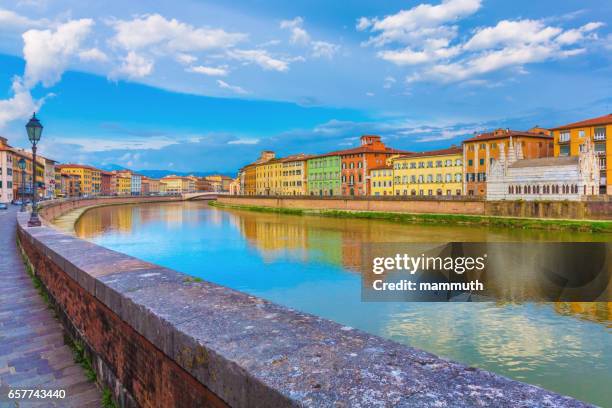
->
<box><xmin>479</xmin><ymin>158</ymin><xmax>484</xmax><ymax>165</ymax></box>
<box><xmin>559</xmin><ymin>131</ymin><xmax>570</xmax><ymax>142</ymax></box>
<box><xmin>410</xmin><ymin>175</ymin><xmax>416</xmax><ymax>183</ymax></box>
<box><xmin>427</xmin><ymin>161</ymin><xmax>433</xmax><ymax>168</ymax></box>
<box><xmin>410</xmin><ymin>162</ymin><xmax>416</xmax><ymax>169</ymax></box>
<box><xmin>427</xmin><ymin>174</ymin><xmax>433</xmax><ymax>182</ymax></box>
<box><xmin>418</xmin><ymin>161</ymin><xmax>425</xmax><ymax>168</ymax></box>
<box><xmin>436</xmin><ymin>174</ymin><xmax>442</xmax><ymax>182</ymax></box>
<box><xmin>594</xmin><ymin>127</ymin><xmax>606</xmax><ymax>141</ymax></box>
<box><xmin>595</xmin><ymin>143</ymin><xmax>606</xmax><ymax>153</ymax></box>
<box><xmin>436</xmin><ymin>160</ymin><xmax>442</xmax><ymax>167</ymax></box>
<box><xmin>455</xmin><ymin>159</ymin><xmax>462</xmax><ymax>166</ymax></box>
<box><xmin>446</xmin><ymin>174</ymin><xmax>452</xmax><ymax>182</ymax></box>
<box><xmin>578</xmin><ymin>130</ymin><xmax>585</xmax><ymax>138</ymax></box>
<box><xmin>559</xmin><ymin>145</ymin><xmax>570</xmax><ymax>156</ymax></box>
<box><xmin>468</xmin><ymin>159</ymin><xmax>473</xmax><ymax>166</ymax></box>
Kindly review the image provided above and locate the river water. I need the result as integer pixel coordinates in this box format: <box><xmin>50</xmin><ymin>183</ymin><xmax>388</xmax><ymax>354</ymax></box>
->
<box><xmin>63</xmin><ymin>201</ymin><xmax>611</xmax><ymax>406</ymax></box>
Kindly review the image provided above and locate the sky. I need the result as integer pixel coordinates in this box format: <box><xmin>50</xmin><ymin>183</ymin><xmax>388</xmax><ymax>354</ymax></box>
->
<box><xmin>0</xmin><ymin>0</ymin><xmax>611</xmax><ymax>174</ymax></box>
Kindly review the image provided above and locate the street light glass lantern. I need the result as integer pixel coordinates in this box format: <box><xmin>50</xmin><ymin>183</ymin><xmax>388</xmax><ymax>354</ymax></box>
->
<box><xmin>18</xmin><ymin>158</ymin><xmax>26</xmax><ymax>170</ymax></box>
<box><xmin>25</xmin><ymin>113</ymin><xmax>43</xmax><ymax>144</ymax></box>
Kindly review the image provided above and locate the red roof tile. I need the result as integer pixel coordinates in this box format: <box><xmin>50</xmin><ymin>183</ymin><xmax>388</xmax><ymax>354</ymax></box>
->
<box><xmin>395</xmin><ymin>146</ymin><xmax>462</xmax><ymax>160</ymax></box>
<box><xmin>550</xmin><ymin>114</ymin><xmax>612</xmax><ymax>130</ymax></box>
<box><xmin>462</xmin><ymin>129</ymin><xmax>551</xmax><ymax>143</ymax></box>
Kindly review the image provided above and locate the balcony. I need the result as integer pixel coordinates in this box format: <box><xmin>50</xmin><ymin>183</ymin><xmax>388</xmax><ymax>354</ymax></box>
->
<box><xmin>594</xmin><ymin>133</ymin><xmax>606</xmax><ymax>141</ymax></box>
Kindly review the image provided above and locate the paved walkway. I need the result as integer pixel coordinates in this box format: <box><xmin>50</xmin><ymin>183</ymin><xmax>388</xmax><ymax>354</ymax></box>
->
<box><xmin>0</xmin><ymin>206</ymin><xmax>101</xmax><ymax>407</ymax></box>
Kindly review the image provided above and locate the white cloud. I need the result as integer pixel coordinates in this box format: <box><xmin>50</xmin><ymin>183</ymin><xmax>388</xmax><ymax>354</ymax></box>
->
<box><xmin>311</xmin><ymin>41</ymin><xmax>339</xmax><ymax>58</ymax></box>
<box><xmin>464</xmin><ymin>20</ymin><xmax>561</xmax><ymax>51</ymax></box>
<box><xmin>280</xmin><ymin>17</ymin><xmax>310</xmax><ymax>45</ymax></box>
<box><xmin>176</xmin><ymin>53</ymin><xmax>197</xmax><ymax>65</ymax></box>
<box><xmin>109</xmin><ymin>14</ymin><xmax>247</xmax><ymax>54</ymax></box>
<box><xmin>0</xmin><ymin>78</ymin><xmax>43</xmax><ymax>128</ymax></box>
<box><xmin>383</xmin><ymin>76</ymin><xmax>396</xmax><ymax>88</ymax></box>
<box><xmin>217</xmin><ymin>79</ymin><xmax>248</xmax><ymax>94</ymax></box>
<box><xmin>555</xmin><ymin>22</ymin><xmax>604</xmax><ymax>45</ymax></box>
<box><xmin>280</xmin><ymin>16</ymin><xmax>340</xmax><ymax>59</ymax></box>
<box><xmin>359</xmin><ymin>1</ymin><xmax>604</xmax><ymax>84</ymax></box>
<box><xmin>187</xmin><ymin>65</ymin><xmax>228</xmax><ymax>76</ymax></box>
<box><xmin>228</xmin><ymin>138</ymin><xmax>259</xmax><ymax>145</ymax></box>
<box><xmin>52</xmin><ymin>136</ymin><xmax>178</xmax><ymax>152</ymax></box>
<box><xmin>0</xmin><ymin>18</ymin><xmax>92</xmax><ymax>128</ymax></box>
<box><xmin>0</xmin><ymin>8</ymin><xmax>45</xmax><ymax>30</ymax></box>
<box><xmin>112</xmin><ymin>51</ymin><xmax>154</xmax><ymax>79</ymax></box>
<box><xmin>79</xmin><ymin>47</ymin><xmax>109</xmax><ymax>62</ymax></box>
<box><xmin>227</xmin><ymin>49</ymin><xmax>289</xmax><ymax>71</ymax></box>
<box><xmin>22</xmin><ymin>18</ymin><xmax>94</xmax><ymax>87</ymax></box>
<box><xmin>359</xmin><ymin>0</ymin><xmax>482</xmax><ymax>47</ymax></box>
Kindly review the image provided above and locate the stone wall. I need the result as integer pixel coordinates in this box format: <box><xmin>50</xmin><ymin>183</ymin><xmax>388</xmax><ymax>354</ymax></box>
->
<box><xmin>218</xmin><ymin>195</ymin><xmax>612</xmax><ymax>220</ymax></box>
<box><xmin>219</xmin><ymin>195</ymin><xmax>486</xmax><ymax>215</ymax></box>
<box><xmin>14</xmin><ymin>197</ymin><xmax>592</xmax><ymax>407</ymax></box>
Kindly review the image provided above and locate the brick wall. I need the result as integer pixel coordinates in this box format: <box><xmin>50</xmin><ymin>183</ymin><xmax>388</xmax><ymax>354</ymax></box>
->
<box><xmin>17</xmin><ymin>225</ymin><xmax>227</xmax><ymax>408</ymax></box>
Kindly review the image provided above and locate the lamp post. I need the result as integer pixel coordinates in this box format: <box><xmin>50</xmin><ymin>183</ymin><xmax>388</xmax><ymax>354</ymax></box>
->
<box><xmin>26</xmin><ymin>113</ymin><xmax>43</xmax><ymax>227</ymax></box>
<box><xmin>18</xmin><ymin>158</ymin><xmax>26</xmax><ymax>212</ymax></box>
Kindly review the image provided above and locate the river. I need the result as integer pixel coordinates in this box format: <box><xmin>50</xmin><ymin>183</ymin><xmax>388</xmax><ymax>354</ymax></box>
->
<box><xmin>58</xmin><ymin>201</ymin><xmax>611</xmax><ymax>406</ymax></box>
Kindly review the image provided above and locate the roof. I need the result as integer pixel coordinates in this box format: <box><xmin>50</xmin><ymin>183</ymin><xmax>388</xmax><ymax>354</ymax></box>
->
<box><xmin>508</xmin><ymin>156</ymin><xmax>578</xmax><ymax>168</ymax></box>
<box><xmin>279</xmin><ymin>153</ymin><xmax>314</xmax><ymax>163</ymax></box>
<box><xmin>329</xmin><ymin>146</ymin><xmax>410</xmax><ymax>156</ymax></box>
<box><xmin>369</xmin><ymin>165</ymin><xmax>393</xmax><ymax>171</ymax></box>
<box><xmin>550</xmin><ymin>114</ymin><xmax>612</xmax><ymax>131</ymax></box>
<box><xmin>463</xmin><ymin>129</ymin><xmax>551</xmax><ymax>143</ymax></box>
<box><xmin>395</xmin><ymin>146</ymin><xmax>461</xmax><ymax>160</ymax></box>
<box><xmin>56</xmin><ymin>163</ymin><xmax>100</xmax><ymax>171</ymax></box>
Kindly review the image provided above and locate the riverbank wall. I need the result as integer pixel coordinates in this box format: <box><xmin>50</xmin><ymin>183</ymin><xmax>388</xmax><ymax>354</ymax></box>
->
<box><xmin>217</xmin><ymin>195</ymin><xmax>612</xmax><ymax>220</ymax></box>
<box><xmin>14</xmin><ymin>197</ymin><xmax>591</xmax><ymax>407</ymax></box>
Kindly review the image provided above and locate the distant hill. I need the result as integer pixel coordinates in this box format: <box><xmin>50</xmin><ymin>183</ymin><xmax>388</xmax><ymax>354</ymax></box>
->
<box><xmin>99</xmin><ymin>165</ymin><xmax>233</xmax><ymax>179</ymax></box>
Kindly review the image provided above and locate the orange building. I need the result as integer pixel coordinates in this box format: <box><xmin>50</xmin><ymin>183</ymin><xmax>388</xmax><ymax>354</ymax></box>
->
<box><xmin>335</xmin><ymin>135</ymin><xmax>407</xmax><ymax>196</ymax></box>
<box><xmin>462</xmin><ymin>127</ymin><xmax>553</xmax><ymax>196</ymax></box>
<box><xmin>551</xmin><ymin>114</ymin><xmax>611</xmax><ymax>194</ymax></box>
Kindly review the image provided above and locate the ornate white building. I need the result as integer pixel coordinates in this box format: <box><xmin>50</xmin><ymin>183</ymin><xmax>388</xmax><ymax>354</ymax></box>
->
<box><xmin>487</xmin><ymin>137</ymin><xmax>599</xmax><ymax>201</ymax></box>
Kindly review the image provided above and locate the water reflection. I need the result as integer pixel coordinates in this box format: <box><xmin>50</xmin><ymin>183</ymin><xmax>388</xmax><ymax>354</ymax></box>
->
<box><xmin>64</xmin><ymin>202</ymin><xmax>611</xmax><ymax>407</ymax></box>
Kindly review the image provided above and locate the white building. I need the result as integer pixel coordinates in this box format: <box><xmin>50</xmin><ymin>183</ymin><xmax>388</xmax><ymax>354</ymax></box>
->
<box><xmin>131</xmin><ymin>173</ymin><xmax>142</xmax><ymax>195</ymax></box>
<box><xmin>487</xmin><ymin>138</ymin><xmax>599</xmax><ymax>201</ymax></box>
<box><xmin>0</xmin><ymin>137</ymin><xmax>14</xmax><ymax>203</ymax></box>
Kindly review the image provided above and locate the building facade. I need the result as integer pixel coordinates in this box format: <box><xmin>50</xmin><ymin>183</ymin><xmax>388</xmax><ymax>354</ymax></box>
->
<box><xmin>487</xmin><ymin>138</ymin><xmax>599</xmax><ymax>201</ymax></box>
<box><xmin>229</xmin><ymin>177</ymin><xmax>241</xmax><ymax>195</ymax></box>
<box><xmin>57</xmin><ymin>164</ymin><xmax>101</xmax><ymax>197</ymax></box>
<box><xmin>551</xmin><ymin>114</ymin><xmax>611</xmax><ymax>194</ymax></box>
<box><xmin>281</xmin><ymin>154</ymin><xmax>310</xmax><ymax>196</ymax></box>
<box><xmin>101</xmin><ymin>171</ymin><xmax>116</xmax><ymax>196</ymax></box>
<box><xmin>242</xmin><ymin>151</ymin><xmax>276</xmax><ymax>196</ymax></box>
<box><xmin>114</xmin><ymin>172</ymin><xmax>131</xmax><ymax>196</ymax></box>
<box><xmin>0</xmin><ymin>137</ymin><xmax>14</xmax><ymax>203</ymax></box>
<box><xmin>369</xmin><ymin>166</ymin><xmax>394</xmax><ymax>196</ymax></box>
<box><xmin>336</xmin><ymin>135</ymin><xmax>407</xmax><ymax>196</ymax></box>
<box><xmin>393</xmin><ymin>147</ymin><xmax>463</xmax><ymax>196</ymax></box>
<box><xmin>462</xmin><ymin>127</ymin><xmax>553</xmax><ymax>196</ymax></box>
<box><xmin>256</xmin><ymin>159</ymin><xmax>283</xmax><ymax>195</ymax></box>
<box><xmin>307</xmin><ymin>154</ymin><xmax>341</xmax><ymax>196</ymax></box>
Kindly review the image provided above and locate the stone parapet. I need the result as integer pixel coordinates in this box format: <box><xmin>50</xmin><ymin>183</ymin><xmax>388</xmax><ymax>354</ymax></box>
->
<box><xmin>14</xmin><ymin>197</ymin><xmax>592</xmax><ymax>407</ymax></box>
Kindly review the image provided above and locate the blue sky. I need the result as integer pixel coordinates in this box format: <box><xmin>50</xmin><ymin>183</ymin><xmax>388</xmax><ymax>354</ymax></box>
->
<box><xmin>0</xmin><ymin>0</ymin><xmax>611</xmax><ymax>174</ymax></box>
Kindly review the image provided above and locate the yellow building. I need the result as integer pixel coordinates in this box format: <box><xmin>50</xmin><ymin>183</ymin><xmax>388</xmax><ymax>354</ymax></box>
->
<box><xmin>256</xmin><ymin>158</ymin><xmax>283</xmax><ymax>195</ymax></box>
<box><xmin>392</xmin><ymin>146</ymin><xmax>463</xmax><ymax>196</ymax></box>
<box><xmin>369</xmin><ymin>165</ymin><xmax>394</xmax><ymax>196</ymax></box>
<box><xmin>57</xmin><ymin>164</ymin><xmax>101</xmax><ymax>196</ymax></box>
<box><xmin>115</xmin><ymin>173</ymin><xmax>131</xmax><ymax>195</ymax></box>
<box><xmin>281</xmin><ymin>154</ymin><xmax>310</xmax><ymax>195</ymax></box>
<box><xmin>551</xmin><ymin>114</ymin><xmax>611</xmax><ymax>194</ymax></box>
<box><xmin>161</xmin><ymin>176</ymin><xmax>195</xmax><ymax>193</ymax></box>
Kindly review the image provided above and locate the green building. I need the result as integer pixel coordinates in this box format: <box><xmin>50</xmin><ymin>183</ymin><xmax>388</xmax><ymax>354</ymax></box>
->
<box><xmin>306</xmin><ymin>154</ymin><xmax>341</xmax><ymax>196</ymax></box>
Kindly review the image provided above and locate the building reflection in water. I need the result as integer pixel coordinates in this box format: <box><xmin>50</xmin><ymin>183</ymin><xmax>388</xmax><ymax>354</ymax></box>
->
<box><xmin>70</xmin><ymin>202</ymin><xmax>611</xmax><ymax>329</ymax></box>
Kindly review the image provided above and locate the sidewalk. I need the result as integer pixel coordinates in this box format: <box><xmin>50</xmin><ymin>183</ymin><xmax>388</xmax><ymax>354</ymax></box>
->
<box><xmin>0</xmin><ymin>206</ymin><xmax>101</xmax><ymax>407</ymax></box>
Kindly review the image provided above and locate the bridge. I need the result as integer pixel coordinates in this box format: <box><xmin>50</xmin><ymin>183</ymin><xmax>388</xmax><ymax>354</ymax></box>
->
<box><xmin>181</xmin><ymin>191</ymin><xmax>222</xmax><ymax>200</ymax></box>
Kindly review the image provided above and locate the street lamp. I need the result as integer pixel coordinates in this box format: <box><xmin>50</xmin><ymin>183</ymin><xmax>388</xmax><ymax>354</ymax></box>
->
<box><xmin>18</xmin><ymin>158</ymin><xmax>26</xmax><ymax>212</ymax></box>
<box><xmin>26</xmin><ymin>113</ymin><xmax>43</xmax><ymax>227</ymax></box>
